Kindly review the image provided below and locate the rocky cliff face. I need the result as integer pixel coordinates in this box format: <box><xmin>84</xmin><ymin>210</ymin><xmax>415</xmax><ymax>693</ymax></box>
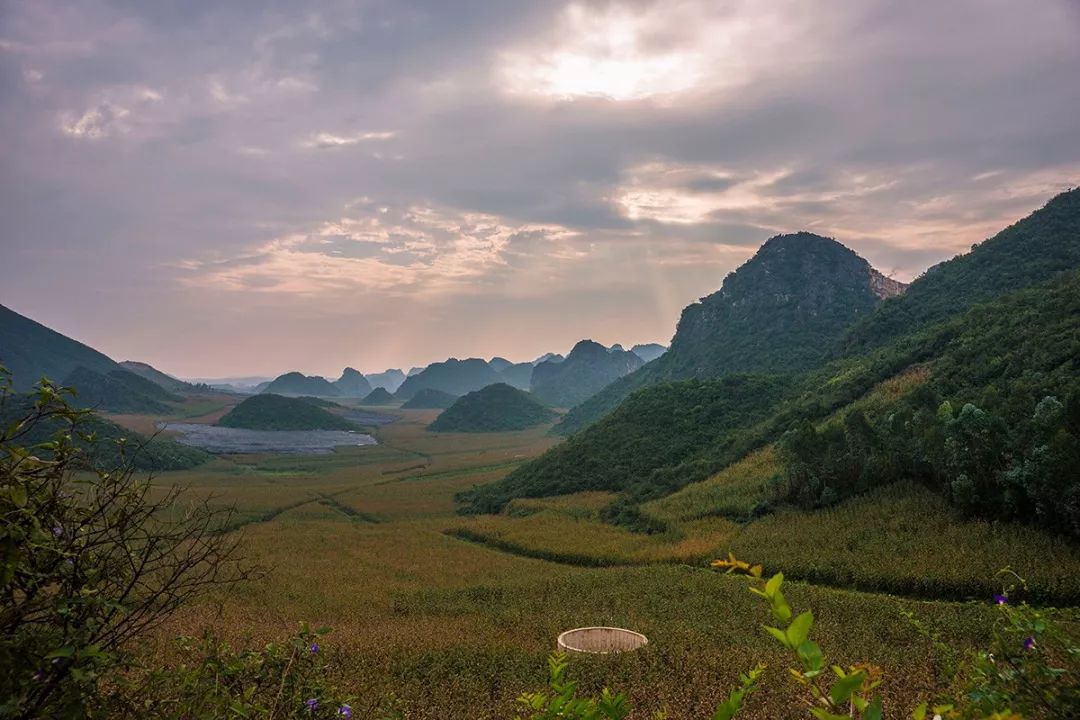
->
<box><xmin>664</xmin><ymin>232</ymin><xmax>897</xmax><ymax>378</ymax></box>
<box><xmin>869</xmin><ymin>269</ymin><xmax>908</xmax><ymax>299</ymax></box>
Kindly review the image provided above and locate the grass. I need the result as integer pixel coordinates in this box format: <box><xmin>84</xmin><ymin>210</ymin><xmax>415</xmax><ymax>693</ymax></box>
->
<box><xmin>729</xmin><ymin>481</ymin><xmax>1080</xmax><ymax>604</ymax></box>
<box><xmin>641</xmin><ymin>446</ymin><xmax>779</xmax><ymax>523</ymax></box>
<box><xmin>141</xmin><ymin>406</ymin><xmax>1080</xmax><ymax>719</ymax></box>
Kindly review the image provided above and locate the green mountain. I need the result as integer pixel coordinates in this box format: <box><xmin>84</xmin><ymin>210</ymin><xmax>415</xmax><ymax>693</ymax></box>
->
<box><xmin>63</xmin><ymin>367</ymin><xmax>183</xmax><ymax>414</ymax></box>
<box><xmin>119</xmin><ymin>360</ymin><xmax>198</xmax><ymax>394</ymax></box>
<box><xmin>295</xmin><ymin>396</ymin><xmax>343</xmax><ymax>408</ymax></box>
<box><xmin>401</xmin><ymin>388</ymin><xmax>458</xmax><ymax>409</ymax></box>
<box><xmin>429</xmin><ymin>383</ymin><xmax>556</xmax><ymax>433</ymax></box>
<box><xmin>333</xmin><ymin>367</ymin><xmax>372</xmax><ymax>397</ymax></box>
<box><xmin>498</xmin><ymin>362</ymin><xmax>534</xmax><ymax>391</ymax></box>
<box><xmin>366</xmin><ymin>368</ymin><xmax>406</xmax><ymax>393</ymax></box>
<box><xmin>0</xmin><ymin>304</ymin><xmax>123</xmax><ymax>391</ymax></box>
<box><xmin>217</xmin><ymin>394</ymin><xmax>357</xmax><ymax>431</ymax></box>
<box><xmin>630</xmin><ymin>343</ymin><xmax>667</xmax><ymax>362</ymax></box>
<box><xmin>362</xmin><ymin>387</ymin><xmax>396</xmax><ymax>405</ymax></box>
<box><xmin>458</xmin><ymin>189</ymin><xmax>1080</xmax><ymax>537</ymax></box>
<box><xmin>843</xmin><ymin>186</ymin><xmax>1080</xmax><ymax>354</ymax></box>
<box><xmin>555</xmin><ymin>233</ymin><xmax>905</xmax><ymax>435</ymax></box>
<box><xmin>458</xmin><ymin>375</ymin><xmax>786</xmax><ymax>513</ymax></box>
<box><xmin>530</xmin><ymin>340</ymin><xmax>644</xmax><ymax>408</ymax></box>
<box><xmin>262</xmin><ymin>372</ymin><xmax>341</xmax><ymax>397</ymax></box>
<box><xmin>395</xmin><ymin>358</ymin><xmax>503</xmax><ymax>400</ymax></box>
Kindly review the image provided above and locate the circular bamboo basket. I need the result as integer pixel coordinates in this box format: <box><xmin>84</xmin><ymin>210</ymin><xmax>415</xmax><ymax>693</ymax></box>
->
<box><xmin>557</xmin><ymin>627</ymin><xmax>648</xmax><ymax>654</ymax></box>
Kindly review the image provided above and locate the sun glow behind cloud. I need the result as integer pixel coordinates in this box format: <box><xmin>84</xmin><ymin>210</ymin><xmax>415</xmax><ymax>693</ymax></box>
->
<box><xmin>498</xmin><ymin>1</ymin><xmax>796</xmax><ymax>101</ymax></box>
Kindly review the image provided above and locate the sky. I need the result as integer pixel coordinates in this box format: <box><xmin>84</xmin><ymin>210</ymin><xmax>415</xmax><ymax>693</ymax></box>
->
<box><xmin>2</xmin><ymin>0</ymin><xmax>1079</xmax><ymax>379</ymax></box>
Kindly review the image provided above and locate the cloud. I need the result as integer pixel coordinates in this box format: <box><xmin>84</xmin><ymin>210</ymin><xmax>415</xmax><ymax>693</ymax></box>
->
<box><xmin>180</xmin><ymin>200</ymin><xmax>583</xmax><ymax>300</ymax></box>
<box><xmin>1</xmin><ymin>0</ymin><xmax>1079</xmax><ymax>375</ymax></box>
<box><xmin>303</xmin><ymin>131</ymin><xmax>398</xmax><ymax>149</ymax></box>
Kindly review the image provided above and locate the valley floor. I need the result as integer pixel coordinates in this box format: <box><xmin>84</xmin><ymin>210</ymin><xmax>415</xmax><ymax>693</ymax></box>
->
<box><xmin>139</xmin><ymin>407</ymin><xmax>1080</xmax><ymax>719</ymax></box>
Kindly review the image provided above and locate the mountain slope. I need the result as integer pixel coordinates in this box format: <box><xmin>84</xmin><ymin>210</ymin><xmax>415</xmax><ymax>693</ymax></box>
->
<box><xmin>531</xmin><ymin>340</ymin><xmax>644</xmax><ymax>408</ymax></box>
<box><xmin>401</xmin><ymin>388</ymin><xmax>458</xmax><ymax>409</ymax></box>
<box><xmin>630</xmin><ymin>343</ymin><xmax>667</xmax><ymax>363</ymax></box>
<box><xmin>429</xmin><ymin>383</ymin><xmax>556</xmax><ymax>433</ymax></box>
<box><xmin>262</xmin><ymin>372</ymin><xmax>341</xmax><ymax>397</ymax></box>
<box><xmin>556</xmin><ymin>233</ymin><xmax>903</xmax><ymax>434</ymax></box>
<box><xmin>458</xmin><ymin>375</ymin><xmax>788</xmax><ymax>513</ymax></box>
<box><xmin>498</xmin><ymin>362</ymin><xmax>534</xmax><ymax>391</ymax></box>
<box><xmin>395</xmin><ymin>358</ymin><xmax>503</xmax><ymax>400</ymax></box>
<box><xmin>120</xmin><ymin>360</ymin><xmax>199</xmax><ymax>394</ymax></box>
<box><xmin>217</xmin><ymin>394</ymin><xmax>357</xmax><ymax>431</ymax></box>
<box><xmin>63</xmin><ymin>367</ymin><xmax>181</xmax><ymax>414</ymax></box>
<box><xmin>461</xmin><ymin>194</ymin><xmax>1080</xmax><ymax>535</ymax></box>
<box><xmin>362</xmin><ymin>387</ymin><xmax>396</xmax><ymax>405</ymax></box>
<box><xmin>0</xmin><ymin>393</ymin><xmax>208</xmax><ymax>470</ymax></box>
<box><xmin>843</xmin><ymin>186</ymin><xmax>1080</xmax><ymax>353</ymax></box>
<box><xmin>333</xmin><ymin>368</ymin><xmax>372</xmax><ymax>397</ymax></box>
<box><xmin>366</xmin><ymin>368</ymin><xmax>406</xmax><ymax>393</ymax></box>
<box><xmin>0</xmin><ymin>304</ymin><xmax>123</xmax><ymax>391</ymax></box>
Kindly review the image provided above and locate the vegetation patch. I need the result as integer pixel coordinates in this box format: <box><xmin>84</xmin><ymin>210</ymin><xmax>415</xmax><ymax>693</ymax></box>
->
<box><xmin>217</xmin><ymin>394</ymin><xmax>359</xmax><ymax>431</ymax></box>
<box><xmin>430</xmin><ymin>383</ymin><xmax>556</xmax><ymax>433</ymax></box>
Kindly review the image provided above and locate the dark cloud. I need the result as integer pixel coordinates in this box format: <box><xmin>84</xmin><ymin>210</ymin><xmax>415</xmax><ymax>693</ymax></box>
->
<box><xmin>1</xmin><ymin>0</ymin><xmax>1078</xmax><ymax>375</ymax></box>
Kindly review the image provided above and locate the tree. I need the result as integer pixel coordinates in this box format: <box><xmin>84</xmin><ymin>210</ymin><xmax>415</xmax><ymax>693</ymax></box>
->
<box><xmin>0</xmin><ymin>371</ymin><xmax>252</xmax><ymax>719</ymax></box>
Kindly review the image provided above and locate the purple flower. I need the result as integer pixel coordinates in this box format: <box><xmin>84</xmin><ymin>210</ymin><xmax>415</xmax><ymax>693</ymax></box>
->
<box><xmin>338</xmin><ymin>705</ymin><xmax>352</xmax><ymax>718</ymax></box>
<box><xmin>993</xmin><ymin>594</ymin><xmax>1008</xmax><ymax>605</ymax></box>
<box><xmin>305</xmin><ymin>698</ymin><xmax>318</xmax><ymax>712</ymax></box>
<box><xmin>51</xmin><ymin>526</ymin><xmax>63</xmax><ymax>537</ymax></box>
<box><xmin>1023</xmin><ymin>636</ymin><xmax>1036</xmax><ymax>650</ymax></box>
<box><xmin>310</xmin><ymin>642</ymin><xmax>319</xmax><ymax>654</ymax></box>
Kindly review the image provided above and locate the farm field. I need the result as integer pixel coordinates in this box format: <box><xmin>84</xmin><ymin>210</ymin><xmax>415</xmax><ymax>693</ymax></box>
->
<box><xmin>143</xmin><ymin>407</ymin><xmax>1080</xmax><ymax>719</ymax></box>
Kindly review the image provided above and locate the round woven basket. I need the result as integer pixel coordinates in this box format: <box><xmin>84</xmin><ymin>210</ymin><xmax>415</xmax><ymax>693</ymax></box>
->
<box><xmin>557</xmin><ymin>627</ymin><xmax>648</xmax><ymax>654</ymax></box>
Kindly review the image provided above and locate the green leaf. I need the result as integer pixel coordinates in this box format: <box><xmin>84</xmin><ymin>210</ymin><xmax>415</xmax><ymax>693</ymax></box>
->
<box><xmin>45</xmin><ymin>645</ymin><xmax>76</xmax><ymax>659</ymax></box>
<box><xmin>765</xmin><ymin>572</ymin><xmax>784</xmax><ymax>596</ymax></box>
<box><xmin>9</xmin><ymin>484</ymin><xmax>27</xmax><ymax>508</ymax></box>
<box><xmin>771</xmin><ymin>590</ymin><xmax>792</xmax><ymax>623</ymax></box>
<box><xmin>863</xmin><ymin>696</ymin><xmax>883</xmax><ymax>720</ymax></box>
<box><xmin>786</xmin><ymin>611</ymin><xmax>813</xmax><ymax>648</ymax></box>
<box><xmin>911</xmin><ymin>702</ymin><xmax>927</xmax><ymax>720</ymax></box>
<box><xmin>796</xmin><ymin>640</ymin><xmax>824</xmax><ymax>671</ymax></box>
<box><xmin>763</xmin><ymin>625</ymin><xmax>790</xmax><ymax>648</ymax></box>
<box><xmin>809</xmin><ymin>710</ymin><xmax>849</xmax><ymax>720</ymax></box>
<box><xmin>828</xmin><ymin>670</ymin><xmax>866</xmax><ymax>705</ymax></box>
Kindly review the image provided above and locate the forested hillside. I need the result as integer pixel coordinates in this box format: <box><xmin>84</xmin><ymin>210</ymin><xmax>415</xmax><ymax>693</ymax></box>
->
<box><xmin>460</xmin><ymin>189</ymin><xmax>1080</xmax><ymax>539</ymax></box>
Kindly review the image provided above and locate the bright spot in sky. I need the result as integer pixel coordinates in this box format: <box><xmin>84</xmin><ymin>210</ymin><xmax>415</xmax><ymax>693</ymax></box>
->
<box><xmin>501</xmin><ymin>3</ymin><xmax>704</xmax><ymax>101</ymax></box>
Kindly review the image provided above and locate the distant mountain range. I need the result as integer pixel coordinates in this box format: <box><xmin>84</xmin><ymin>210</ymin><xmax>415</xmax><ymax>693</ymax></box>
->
<box><xmin>366</xmin><ymin>368</ymin><xmax>406</xmax><ymax>393</ymax></box>
<box><xmin>531</xmin><ymin>340</ymin><xmax>644</xmax><ymax>408</ymax></box>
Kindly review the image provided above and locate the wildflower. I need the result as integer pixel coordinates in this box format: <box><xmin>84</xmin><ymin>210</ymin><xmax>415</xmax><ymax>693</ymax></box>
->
<box><xmin>338</xmin><ymin>704</ymin><xmax>353</xmax><ymax>718</ymax></box>
<box><xmin>310</xmin><ymin>642</ymin><xmax>319</xmax><ymax>654</ymax></box>
<box><xmin>993</xmin><ymin>593</ymin><xmax>1008</xmax><ymax>605</ymax></box>
<box><xmin>1023</xmin><ymin>636</ymin><xmax>1036</xmax><ymax>650</ymax></box>
<box><xmin>52</xmin><ymin>526</ymin><xmax>63</xmax><ymax>537</ymax></box>
<box><xmin>305</xmin><ymin>698</ymin><xmax>318</xmax><ymax>712</ymax></box>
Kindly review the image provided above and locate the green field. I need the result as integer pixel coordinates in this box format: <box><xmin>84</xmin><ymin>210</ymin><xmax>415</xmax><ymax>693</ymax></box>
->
<box><xmin>141</xmin><ymin>409</ymin><xmax>1080</xmax><ymax>719</ymax></box>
